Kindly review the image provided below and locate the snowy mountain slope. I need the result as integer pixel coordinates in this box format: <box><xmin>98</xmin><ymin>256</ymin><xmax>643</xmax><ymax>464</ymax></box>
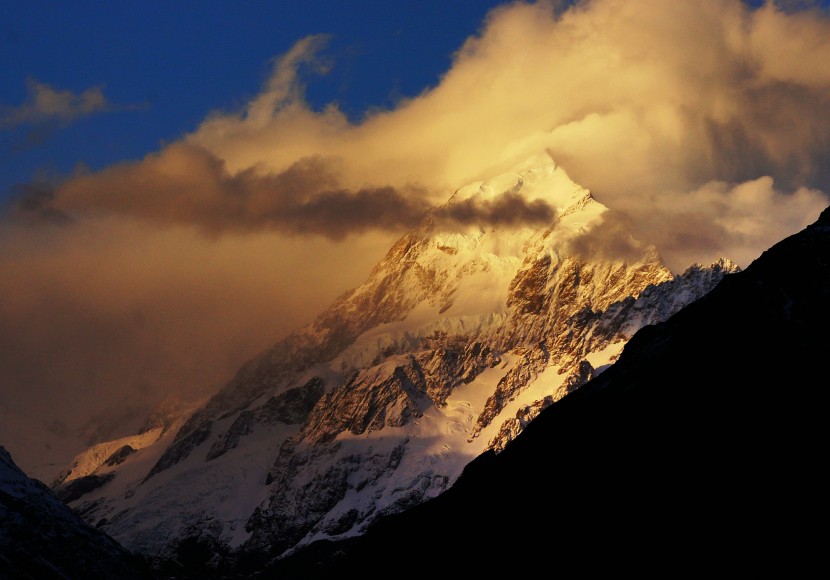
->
<box><xmin>328</xmin><ymin>203</ymin><xmax>830</xmax><ymax>579</ymax></box>
<box><xmin>0</xmin><ymin>389</ymin><xmax>184</xmax><ymax>485</ymax></box>
<box><xmin>0</xmin><ymin>445</ymin><xmax>149</xmax><ymax>579</ymax></box>
<box><xmin>56</xmin><ymin>158</ymin><xmax>738</xmax><ymax>567</ymax></box>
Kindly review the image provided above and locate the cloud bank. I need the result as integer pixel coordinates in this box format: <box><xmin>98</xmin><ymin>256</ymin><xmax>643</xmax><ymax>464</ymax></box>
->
<box><xmin>18</xmin><ymin>0</ymin><xmax>830</xmax><ymax>263</ymax></box>
<box><xmin>0</xmin><ymin>217</ymin><xmax>393</xmax><ymax>458</ymax></box>
<box><xmin>15</xmin><ymin>145</ymin><xmax>557</xmax><ymax>238</ymax></box>
<box><xmin>3</xmin><ymin>0</ymin><xmax>830</xmax><ymax>469</ymax></box>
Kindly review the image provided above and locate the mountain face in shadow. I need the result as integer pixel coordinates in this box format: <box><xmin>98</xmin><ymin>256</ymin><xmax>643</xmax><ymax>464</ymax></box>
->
<box><xmin>0</xmin><ymin>446</ymin><xmax>150</xmax><ymax>579</ymax></box>
<box><xmin>322</xmin><ymin>205</ymin><xmax>830</xmax><ymax>577</ymax></box>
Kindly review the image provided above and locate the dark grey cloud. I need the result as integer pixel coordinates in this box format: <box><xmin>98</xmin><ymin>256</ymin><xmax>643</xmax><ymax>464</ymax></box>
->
<box><xmin>0</xmin><ymin>79</ymin><xmax>109</xmax><ymax>129</ymax></box>
<box><xmin>274</xmin><ymin>185</ymin><xmax>431</xmax><ymax>239</ymax></box>
<box><xmin>11</xmin><ymin>143</ymin><xmax>558</xmax><ymax>239</ymax></box>
<box><xmin>574</xmin><ymin>177</ymin><xmax>827</xmax><ymax>271</ymax></box>
<box><xmin>439</xmin><ymin>193</ymin><xmax>556</xmax><ymax>227</ymax></box>
<box><xmin>6</xmin><ymin>181</ymin><xmax>72</xmax><ymax>225</ymax></box>
<box><xmin>699</xmin><ymin>81</ymin><xmax>830</xmax><ymax>192</ymax></box>
<box><xmin>565</xmin><ymin>211</ymin><xmax>656</xmax><ymax>264</ymax></box>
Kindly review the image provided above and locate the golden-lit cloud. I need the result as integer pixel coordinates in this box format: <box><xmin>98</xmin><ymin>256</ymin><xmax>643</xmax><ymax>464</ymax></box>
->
<box><xmin>23</xmin><ymin>0</ymin><xmax>830</xmax><ymax>259</ymax></box>
<box><xmin>3</xmin><ymin>0</ymin><xmax>830</xmax><ymax>466</ymax></box>
<box><xmin>0</xmin><ymin>79</ymin><xmax>109</xmax><ymax>128</ymax></box>
<box><xmin>571</xmin><ymin>177</ymin><xmax>826</xmax><ymax>270</ymax></box>
<box><xmin>187</xmin><ymin>0</ymin><xmax>830</xmax><ymax>200</ymax></box>
<box><xmin>441</xmin><ymin>192</ymin><xmax>556</xmax><ymax>227</ymax></box>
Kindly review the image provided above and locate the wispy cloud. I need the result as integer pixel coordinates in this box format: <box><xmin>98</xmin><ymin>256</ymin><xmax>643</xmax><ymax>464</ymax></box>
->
<box><xmin>0</xmin><ymin>79</ymin><xmax>110</xmax><ymax>129</ymax></box>
<box><xmin>440</xmin><ymin>192</ymin><xmax>555</xmax><ymax>227</ymax></box>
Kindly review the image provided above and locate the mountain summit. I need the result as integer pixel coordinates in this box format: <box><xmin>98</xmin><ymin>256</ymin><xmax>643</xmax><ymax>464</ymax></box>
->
<box><xmin>331</xmin><ymin>204</ymin><xmax>830</xmax><ymax>577</ymax></box>
<box><xmin>54</xmin><ymin>158</ymin><xmax>737</xmax><ymax>570</ymax></box>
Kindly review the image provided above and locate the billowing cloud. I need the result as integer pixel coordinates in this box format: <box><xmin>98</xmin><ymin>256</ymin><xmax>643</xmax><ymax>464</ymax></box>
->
<box><xmin>568</xmin><ymin>176</ymin><xmax>826</xmax><ymax>269</ymax></box>
<box><xmin>3</xmin><ymin>0</ymin><xmax>830</xmax><ymax>472</ymax></box>
<box><xmin>177</xmin><ymin>1</ymin><xmax>830</xmax><ymax>196</ymax></box>
<box><xmin>565</xmin><ymin>212</ymin><xmax>652</xmax><ymax>264</ymax></box>
<box><xmin>615</xmin><ymin>176</ymin><xmax>828</xmax><ymax>270</ymax></box>
<box><xmin>0</xmin><ymin>79</ymin><xmax>109</xmax><ymax>128</ymax></box>
<box><xmin>27</xmin><ymin>0</ymin><xmax>827</xmax><ymax>258</ymax></box>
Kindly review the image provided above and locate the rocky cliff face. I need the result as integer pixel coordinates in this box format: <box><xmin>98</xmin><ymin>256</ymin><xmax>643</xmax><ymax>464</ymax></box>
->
<box><xmin>326</xmin><ymin>204</ymin><xmax>830</xmax><ymax>579</ymax></box>
<box><xmin>54</xmin><ymin>159</ymin><xmax>738</xmax><ymax>569</ymax></box>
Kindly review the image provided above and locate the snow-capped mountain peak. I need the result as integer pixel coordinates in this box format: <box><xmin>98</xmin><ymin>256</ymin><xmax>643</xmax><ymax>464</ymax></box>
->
<box><xmin>53</xmin><ymin>157</ymin><xmax>738</xmax><ymax>567</ymax></box>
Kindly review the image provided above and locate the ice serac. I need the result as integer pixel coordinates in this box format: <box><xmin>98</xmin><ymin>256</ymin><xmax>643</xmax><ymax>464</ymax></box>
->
<box><xmin>57</xmin><ymin>157</ymin><xmax>738</xmax><ymax>568</ymax></box>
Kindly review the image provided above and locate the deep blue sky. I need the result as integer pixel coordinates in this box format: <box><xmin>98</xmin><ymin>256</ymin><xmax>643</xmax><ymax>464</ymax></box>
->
<box><xmin>0</xmin><ymin>1</ymin><xmax>507</xmax><ymax>202</ymax></box>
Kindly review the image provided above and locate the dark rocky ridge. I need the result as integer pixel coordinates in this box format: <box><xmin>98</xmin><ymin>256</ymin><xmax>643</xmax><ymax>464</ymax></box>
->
<box><xmin>316</xmin><ymin>205</ymin><xmax>830</xmax><ymax>577</ymax></box>
<box><xmin>0</xmin><ymin>446</ymin><xmax>150</xmax><ymax>579</ymax></box>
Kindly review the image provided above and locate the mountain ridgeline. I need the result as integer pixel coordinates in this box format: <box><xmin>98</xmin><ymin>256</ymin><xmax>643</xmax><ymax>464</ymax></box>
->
<box><xmin>326</xmin><ymin>204</ymin><xmax>830</xmax><ymax>578</ymax></box>
<box><xmin>0</xmin><ymin>446</ymin><xmax>150</xmax><ymax>579</ymax></box>
<box><xmin>52</xmin><ymin>159</ymin><xmax>743</xmax><ymax>573</ymax></box>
